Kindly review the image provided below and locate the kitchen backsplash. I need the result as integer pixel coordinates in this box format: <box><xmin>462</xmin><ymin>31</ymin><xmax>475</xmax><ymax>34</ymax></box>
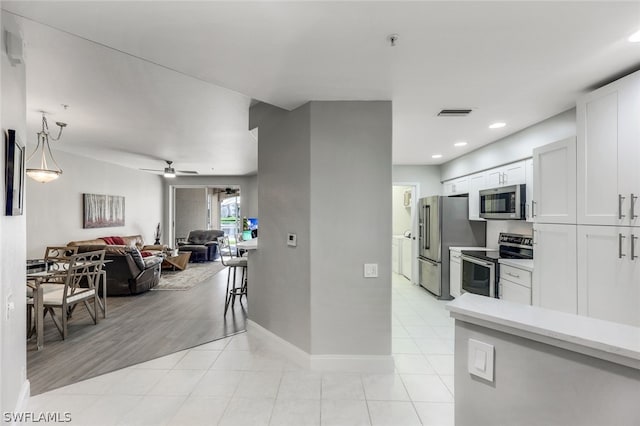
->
<box><xmin>485</xmin><ymin>220</ymin><xmax>533</xmax><ymax>249</ymax></box>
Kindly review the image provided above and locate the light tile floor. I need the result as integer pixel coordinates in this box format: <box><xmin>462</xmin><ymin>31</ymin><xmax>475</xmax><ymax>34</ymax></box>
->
<box><xmin>24</xmin><ymin>273</ymin><xmax>454</xmax><ymax>425</ymax></box>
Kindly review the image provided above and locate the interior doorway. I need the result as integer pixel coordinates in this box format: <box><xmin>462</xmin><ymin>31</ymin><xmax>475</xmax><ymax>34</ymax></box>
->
<box><xmin>392</xmin><ymin>183</ymin><xmax>419</xmax><ymax>284</ymax></box>
<box><xmin>171</xmin><ymin>185</ymin><xmax>241</xmax><ymax>246</ymax></box>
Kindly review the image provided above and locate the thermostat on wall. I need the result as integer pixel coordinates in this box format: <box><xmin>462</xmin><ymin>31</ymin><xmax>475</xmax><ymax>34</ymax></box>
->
<box><xmin>287</xmin><ymin>233</ymin><xmax>297</xmax><ymax>247</ymax></box>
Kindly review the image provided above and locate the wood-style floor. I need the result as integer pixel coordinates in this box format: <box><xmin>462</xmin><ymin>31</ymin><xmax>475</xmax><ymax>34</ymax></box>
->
<box><xmin>27</xmin><ymin>263</ymin><xmax>246</xmax><ymax>395</ymax></box>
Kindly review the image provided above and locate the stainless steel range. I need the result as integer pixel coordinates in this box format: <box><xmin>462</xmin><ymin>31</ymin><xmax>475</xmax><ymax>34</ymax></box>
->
<box><xmin>460</xmin><ymin>233</ymin><xmax>533</xmax><ymax>298</ymax></box>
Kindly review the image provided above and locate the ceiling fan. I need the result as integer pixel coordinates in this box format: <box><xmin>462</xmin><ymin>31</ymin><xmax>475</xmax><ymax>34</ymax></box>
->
<box><xmin>140</xmin><ymin>160</ymin><xmax>198</xmax><ymax>178</ymax></box>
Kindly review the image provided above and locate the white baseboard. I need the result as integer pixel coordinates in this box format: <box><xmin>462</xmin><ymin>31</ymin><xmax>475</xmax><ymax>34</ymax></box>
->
<box><xmin>246</xmin><ymin>320</ymin><xmax>310</xmax><ymax>369</ymax></box>
<box><xmin>11</xmin><ymin>379</ymin><xmax>30</xmax><ymax>425</ymax></box>
<box><xmin>246</xmin><ymin>320</ymin><xmax>395</xmax><ymax>373</ymax></box>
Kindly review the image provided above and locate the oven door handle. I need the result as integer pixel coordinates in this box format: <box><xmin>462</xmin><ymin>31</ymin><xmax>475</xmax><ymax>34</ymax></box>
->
<box><xmin>461</xmin><ymin>255</ymin><xmax>494</xmax><ymax>269</ymax></box>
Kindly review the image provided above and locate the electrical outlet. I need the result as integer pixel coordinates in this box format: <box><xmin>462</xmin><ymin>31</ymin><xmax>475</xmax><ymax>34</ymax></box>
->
<box><xmin>6</xmin><ymin>293</ymin><xmax>15</xmax><ymax>320</ymax></box>
<box><xmin>364</xmin><ymin>263</ymin><xmax>378</xmax><ymax>278</ymax></box>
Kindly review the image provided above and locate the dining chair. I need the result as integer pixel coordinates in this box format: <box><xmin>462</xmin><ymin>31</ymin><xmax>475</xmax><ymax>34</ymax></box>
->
<box><xmin>42</xmin><ymin>246</ymin><xmax>79</xmax><ymax>283</ymax></box>
<box><xmin>217</xmin><ymin>236</ymin><xmax>248</xmax><ymax>315</ymax></box>
<box><xmin>40</xmin><ymin>249</ymin><xmax>106</xmax><ymax>340</ymax></box>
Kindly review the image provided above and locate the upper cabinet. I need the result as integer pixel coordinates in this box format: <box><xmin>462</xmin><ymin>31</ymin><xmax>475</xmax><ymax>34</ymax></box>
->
<box><xmin>468</xmin><ymin>173</ymin><xmax>486</xmax><ymax>221</ymax></box>
<box><xmin>442</xmin><ymin>176</ymin><xmax>469</xmax><ymax>196</ymax></box>
<box><xmin>577</xmin><ymin>70</ymin><xmax>640</xmax><ymax>227</ymax></box>
<box><xmin>484</xmin><ymin>160</ymin><xmax>526</xmax><ymax>188</ymax></box>
<box><xmin>532</xmin><ymin>137</ymin><xmax>577</xmax><ymax>224</ymax></box>
<box><xmin>525</xmin><ymin>159</ymin><xmax>534</xmax><ymax>222</ymax></box>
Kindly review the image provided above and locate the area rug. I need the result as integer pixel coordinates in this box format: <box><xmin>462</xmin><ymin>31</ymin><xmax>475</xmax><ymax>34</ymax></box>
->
<box><xmin>152</xmin><ymin>261</ymin><xmax>226</xmax><ymax>290</ymax></box>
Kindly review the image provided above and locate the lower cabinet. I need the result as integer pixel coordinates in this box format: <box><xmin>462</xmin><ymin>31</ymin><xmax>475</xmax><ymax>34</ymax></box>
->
<box><xmin>449</xmin><ymin>250</ymin><xmax>462</xmax><ymax>298</ymax></box>
<box><xmin>577</xmin><ymin>225</ymin><xmax>640</xmax><ymax>327</ymax></box>
<box><xmin>499</xmin><ymin>263</ymin><xmax>532</xmax><ymax>305</ymax></box>
<box><xmin>532</xmin><ymin>223</ymin><xmax>577</xmax><ymax>314</ymax></box>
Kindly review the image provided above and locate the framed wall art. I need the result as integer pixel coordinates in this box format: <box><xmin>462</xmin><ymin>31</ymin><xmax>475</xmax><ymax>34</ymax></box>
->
<box><xmin>83</xmin><ymin>193</ymin><xmax>125</xmax><ymax>228</ymax></box>
<box><xmin>5</xmin><ymin>129</ymin><xmax>25</xmax><ymax>216</ymax></box>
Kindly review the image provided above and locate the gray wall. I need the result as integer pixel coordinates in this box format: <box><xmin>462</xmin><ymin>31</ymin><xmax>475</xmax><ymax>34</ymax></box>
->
<box><xmin>26</xmin><ymin>151</ymin><xmax>164</xmax><ymax>258</ymax></box>
<box><xmin>1</xmin><ymin>13</ymin><xmax>28</xmax><ymax>416</ymax></box>
<box><xmin>455</xmin><ymin>321</ymin><xmax>640</xmax><ymax>426</ymax></box>
<box><xmin>250</xmin><ymin>102</ymin><xmax>312</xmax><ymax>352</ymax></box>
<box><xmin>392</xmin><ymin>165</ymin><xmax>442</xmax><ymax>197</ymax></box>
<box><xmin>175</xmin><ymin>187</ymin><xmax>207</xmax><ymax>239</ymax></box>
<box><xmin>249</xmin><ymin>101</ymin><xmax>392</xmax><ymax>357</ymax></box>
<box><xmin>441</xmin><ymin>109</ymin><xmax>576</xmax><ymax>181</ymax></box>
<box><xmin>309</xmin><ymin>101</ymin><xmax>392</xmax><ymax>355</ymax></box>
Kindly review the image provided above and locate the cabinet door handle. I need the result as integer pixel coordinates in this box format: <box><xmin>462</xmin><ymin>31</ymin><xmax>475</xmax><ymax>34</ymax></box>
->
<box><xmin>619</xmin><ymin>233</ymin><xmax>626</xmax><ymax>258</ymax></box>
<box><xmin>631</xmin><ymin>194</ymin><xmax>638</xmax><ymax>220</ymax></box>
<box><xmin>619</xmin><ymin>194</ymin><xmax>626</xmax><ymax>220</ymax></box>
<box><xmin>503</xmin><ymin>173</ymin><xmax>507</xmax><ymax>185</ymax></box>
<box><xmin>632</xmin><ymin>234</ymin><xmax>638</xmax><ymax>261</ymax></box>
<box><xmin>531</xmin><ymin>200</ymin><xmax>536</xmax><ymax>218</ymax></box>
<box><xmin>507</xmin><ymin>271</ymin><xmax>520</xmax><ymax>278</ymax></box>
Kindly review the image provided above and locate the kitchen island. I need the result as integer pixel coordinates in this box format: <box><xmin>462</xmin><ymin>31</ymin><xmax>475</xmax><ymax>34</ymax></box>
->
<box><xmin>447</xmin><ymin>293</ymin><xmax>640</xmax><ymax>426</ymax></box>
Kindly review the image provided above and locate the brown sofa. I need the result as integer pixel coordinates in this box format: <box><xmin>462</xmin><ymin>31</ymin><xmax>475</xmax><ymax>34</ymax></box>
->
<box><xmin>67</xmin><ymin>235</ymin><xmax>165</xmax><ymax>295</ymax></box>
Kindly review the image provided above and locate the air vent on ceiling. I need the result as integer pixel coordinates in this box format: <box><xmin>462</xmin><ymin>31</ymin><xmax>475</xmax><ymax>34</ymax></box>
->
<box><xmin>437</xmin><ymin>109</ymin><xmax>472</xmax><ymax>117</ymax></box>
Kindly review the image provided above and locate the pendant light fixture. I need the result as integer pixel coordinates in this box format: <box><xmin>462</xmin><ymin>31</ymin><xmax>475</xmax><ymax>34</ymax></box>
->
<box><xmin>26</xmin><ymin>113</ymin><xmax>67</xmax><ymax>183</ymax></box>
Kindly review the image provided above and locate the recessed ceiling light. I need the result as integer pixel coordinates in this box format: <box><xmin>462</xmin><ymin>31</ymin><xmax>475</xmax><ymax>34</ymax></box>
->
<box><xmin>629</xmin><ymin>30</ymin><xmax>640</xmax><ymax>42</ymax></box>
<box><xmin>432</xmin><ymin>154</ymin><xmax>443</xmax><ymax>159</ymax></box>
<box><xmin>489</xmin><ymin>122</ymin><xmax>506</xmax><ymax>129</ymax></box>
<box><xmin>454</xmin><ymin>141</ymin><xmax>468</xmax><ymax>147</ymax></box>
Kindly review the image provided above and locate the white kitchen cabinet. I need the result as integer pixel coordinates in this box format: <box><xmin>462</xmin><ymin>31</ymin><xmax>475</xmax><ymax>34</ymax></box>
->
<box><xmin>499</xmin><ymin>263</ymin><xmax>532</xmax><ymax>305</ymax></box>
<box><xmin>401</xmin><ymin>237</ymin><xmax>412</xmax><ymax>280</ymax></box>
<box><xmin>484</xmin><ymin>160</ymin><xmax>527</xmax><ymax>188</ymax></box>
<box><xmin>468</xmin><ymin>172</ymin><xmax>485</xmax><ymax>221</ymax></box>
<box><xmin>577</xmin><ymin>225</ymin><xmax>640</xmax><ymax>327</ymax></box>
<box><xmin>525</xmin><ymin>159</ymin><xmax>534</xmax><ymax>222</ymax></box>
<box><xmin>443</xmin><ymin>176</ymin><xmax>469</xmax><ymax>196</ymax></box>
<box><xmin>449</xmin><ymin>249</ymin><xmax>462</xmax><ymax>298</ymax></box>
<box><xmin>532</xmin><ymin>137</ymin><xmax>577</xmax><ymax>224</ymax></box>
<box><xmin>577</xmin><ymin>70</ymin><xmax>640</xmax><ymax>227</ymax></box>
<box><xmin>532</xmin><ymin>223</ymin><xmax>577</xmax><ymax>314</ymax></box>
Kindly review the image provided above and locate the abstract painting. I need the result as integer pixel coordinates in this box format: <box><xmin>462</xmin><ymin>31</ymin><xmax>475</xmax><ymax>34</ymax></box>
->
<box><xmin>83</xmin><ymin>193</ymin><xmax>125</xmax><ymax>228</ymax></box>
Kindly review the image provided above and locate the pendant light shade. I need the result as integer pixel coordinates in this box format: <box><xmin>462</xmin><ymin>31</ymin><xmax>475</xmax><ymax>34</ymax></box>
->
<box><xmin>26</xmin><ymin>113</ymin><xmax>66</xmax><ymax>183</ymax></box>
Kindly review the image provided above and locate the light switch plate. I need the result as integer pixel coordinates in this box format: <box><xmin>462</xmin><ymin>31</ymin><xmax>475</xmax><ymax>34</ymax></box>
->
<box><xmin>364</xmin><ymin>263</ymin><xmax>378</xmax><ymax>278</ymax></box>
<box><xmin>468</xmin><ymin>338</ymin><xmax>494</xmax><ymax>382</ymax></box>
<box><xmin>287</xmin><ymin>233</ymin><xmax>297</xmax><ymax>247</ymax></box>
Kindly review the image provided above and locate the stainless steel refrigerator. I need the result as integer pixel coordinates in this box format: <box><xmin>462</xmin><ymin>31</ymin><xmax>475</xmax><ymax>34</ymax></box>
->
<box><xmin>418</xmin><ymin>195</ymin><xmax>486</xmax><ymax>299</ymax></box>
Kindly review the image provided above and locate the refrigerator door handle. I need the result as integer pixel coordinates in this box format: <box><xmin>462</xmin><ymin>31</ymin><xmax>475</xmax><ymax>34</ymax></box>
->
<box><xmin>424</xmin><ymin>205</ymin><xmax>431</xmax><ymax>250</ymax></box>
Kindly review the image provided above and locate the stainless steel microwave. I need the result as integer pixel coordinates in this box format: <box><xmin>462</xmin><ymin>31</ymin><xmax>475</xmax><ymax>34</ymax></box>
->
<box><xmin>479</xmin><ymin>184</ymin><xmax>526</xmax><ymax>220</ymax></box>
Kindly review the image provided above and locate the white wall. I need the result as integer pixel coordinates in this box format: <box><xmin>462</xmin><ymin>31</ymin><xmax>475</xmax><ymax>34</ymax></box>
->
<box><xmin>175</xmin><ymin>187</ymin><xmax>207</xmax><ymax>239</ymax></box>
<box><xmin>392</xmin><ymin>186</ymin><xmax>411</xmax><ymax>236</ymax></box>
<box><xmin>455</xmin><ymin>321</ymin><xmax>640</xmax><ymax>426</ymax></box>
<box><xmin>1</xmin><ymin>12</ymin><xmax>29</xmax><ymax>417</ymax></box>
<box><xmin>441</xmin><ymin>109</ymin><xmax>576</xmax><ymax>181</ymax></box>
<box><xmin>309</xmin><ymin>101</ymin><xmax>392</xmax><ymax>356</ymax></box>
<box><xmin>26</xmin><ymin>151</ymin><xmax>163</xmax><ymax>258</ymax></box>
<box><xmin>392</xmin><ymin>165</ymin><xmax>442</xmax><ymax>197</ymax></box>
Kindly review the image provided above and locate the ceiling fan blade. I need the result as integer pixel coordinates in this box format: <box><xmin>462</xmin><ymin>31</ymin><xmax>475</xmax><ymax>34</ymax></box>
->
<box><xmin>177</xmin><ymin>170</ymin><xmax>199</xmax><ymax>174</ymax></box>
<box><xmin>139</xmin><ymin>168</ymin><xmax>163</xmax><ymax>172</ymax></box>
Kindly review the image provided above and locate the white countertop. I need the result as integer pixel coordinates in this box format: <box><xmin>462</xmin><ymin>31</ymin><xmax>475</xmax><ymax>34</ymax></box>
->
<box><xmin>449</xmin><ymin>246</ymin><xmax>497</xmax><ymax>252</ymax></box>
<box><xmin>236</xmin><ymin>238</ymin><xmax>258</xmax><ymax>250</ymax></box>
<box><xmin>498</xmin><ymin>258</ymin><xmax>534</xmax><ymax>272</ymax></box>
<box><xmin>447</xmin><ymin>293</ymin><xmax>640</xmax><ymax>370</ymax></box>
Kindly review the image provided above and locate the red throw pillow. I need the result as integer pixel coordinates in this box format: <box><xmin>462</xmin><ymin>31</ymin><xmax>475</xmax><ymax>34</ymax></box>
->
<box><xmin>112</xmin><ymin>236</ymin><xmax>125</xmax><ymax>245</ymax></box>
<box><xmin>140</xmin><ymin>251</ymin><xmax>154</xmax><ymax>257</ymax></box>
<box><xmin>102</xmin><ymin>237</ymin><xmax>116</xmax><ymax>245</ymax></box>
